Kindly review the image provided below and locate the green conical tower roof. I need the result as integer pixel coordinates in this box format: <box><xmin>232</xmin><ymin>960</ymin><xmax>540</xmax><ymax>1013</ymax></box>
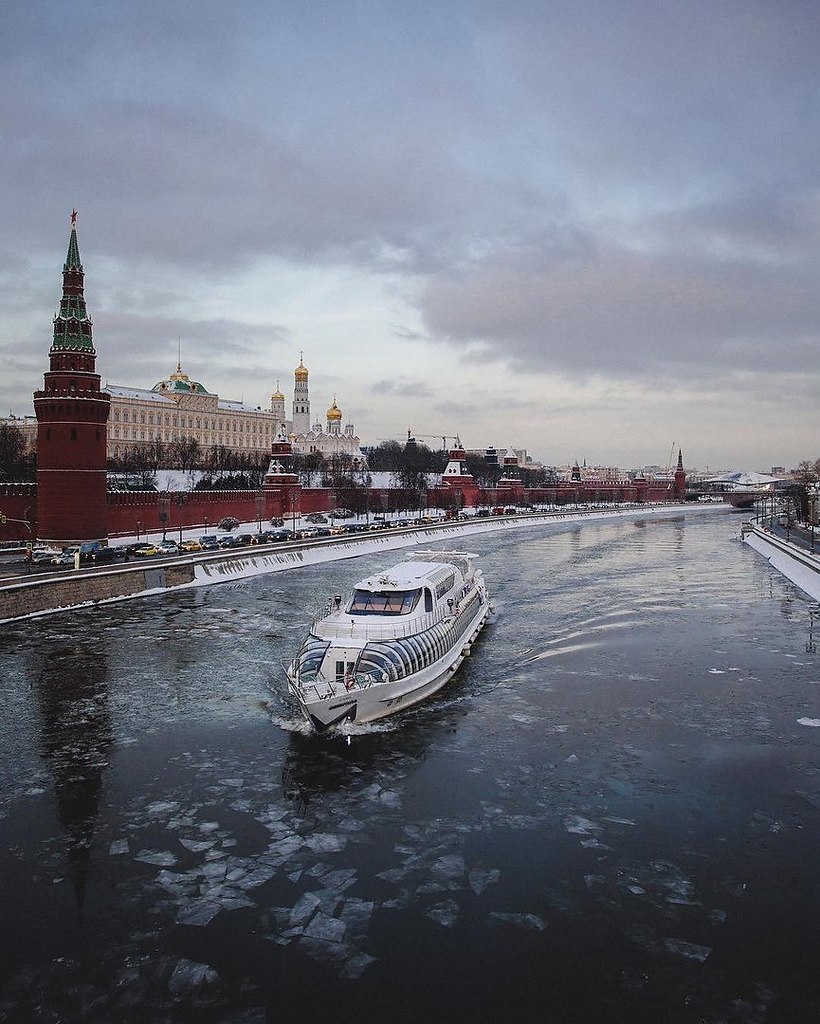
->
<box><xmin>51</xmin><ymin>210</ymin><xmax>95</xmax><ymax>354</ymax></box>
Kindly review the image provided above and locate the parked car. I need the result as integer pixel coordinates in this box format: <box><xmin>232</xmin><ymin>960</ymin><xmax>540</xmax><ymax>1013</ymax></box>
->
<box><xmin>157</xmin><ymin>540</ymin><xmax>179</xmax><ymax>555</ymax></box>
<box><xmin>251</xmin><ymin>532</ymin><xmax>271</xmax><ymax>544</ymax></box>
<box><xmin>218</xmin><ymin>534</ymin><xmax>241</xmax><ymax>548</ymax></box>
<box><xmin>330</xmin><ymin>508</ymin><xmax>353</xmax><ymax>519</ymax></box>
<box><xmin>133</xmin><ymin>544</ymin><xmax>160</xmax><ymax>557</ymax></box>
<box><xmin>235</xmin><ymin>534</ymin><xmax>253</xmax><ymax>546</ymax></box>
<box><xmin>180</xmin><ymin>539</ymin><xmax>202</xmax><ymax>552</ymax></box>
<box><xmin>86</xmin><ymin>545</ymin><xmax>129</xmax><ymax>564</ymax></box>
<box><xmin>52</xmin><ymin>546</ymin><xmax>79</xmax><ymax>565</ymax></box>
<box><xmin>27</xmin><ymin>547</ymin><xmax>60</xmax><ymax>565</ymax></box>
<box><xmin>199</xmin><ymin>535</ymin><xmax>219</xmax><ymax>551</ymax></box>
<box><xmin>270</xmin><ymin>529</ymin><xmax>294</xmax><ymax>542</ymax></box>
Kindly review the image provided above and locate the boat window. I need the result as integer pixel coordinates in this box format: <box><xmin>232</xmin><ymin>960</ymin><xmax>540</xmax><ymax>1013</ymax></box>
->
<box><xmin>348</xmin><ymin>588</ymin><xmax>422</xmax><ymax>615</ymax></box>
<box><xmin>424</xmin><ymin>588</ymin><xmax>433</xmax><ymax>613</ymax></box>
<box><xmin>434</xmin><ymin>572</ymin><xmax>455</xmax><ymax>600</ymax></box>
<box><xmin>334</xmin><ymin>659</ymin><xmax>356</xmax><ymax>680</ymax></box>
<box><xmin>297</xmin><ymin>638</ymin><xmax>330</xmax><ymax>681</ymax></box>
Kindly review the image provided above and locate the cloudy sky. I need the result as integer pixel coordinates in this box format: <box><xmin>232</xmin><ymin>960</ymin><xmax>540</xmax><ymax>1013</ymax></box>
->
<box><xmin>2</xmin><ymin>0</ymin><xmax>819</xmax><ymax>471</ymax></box>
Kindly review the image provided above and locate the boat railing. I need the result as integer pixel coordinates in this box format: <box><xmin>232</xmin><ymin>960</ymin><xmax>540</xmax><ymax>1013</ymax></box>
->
<box><xmin>311</xmin><ymin>606</ymin><xmax>452</xmax><ymax>641</ymax></box>
<box><xmin>286</xmin><ymin>660</ymin><xmax>381</xmax><ymax>702</ymax></box>
<box><xmin>311</xmin><ymin>579</ymin><xmax>482</xmax><ymax>642</ymax></box>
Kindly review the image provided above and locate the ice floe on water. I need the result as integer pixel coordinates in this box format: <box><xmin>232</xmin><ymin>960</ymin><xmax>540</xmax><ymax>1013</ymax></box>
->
<box><xmin>797</xmin><ymin>717</ymin><xmax>820</xmax><ymax>727</ymax></box>
<box><xmin>135</xmin><ymin>849</ymin><xmax>178</xmax><ymax>867</ymax></box>
<box><xmin>168</xmin><ymin>958</ymin><xmax>223</xmax><ymax>998</ymax></box>
<box><xmin>662</xmin><ymin>938</ymin><xmax>712</xmax><ymax>961</ymax></box>
<box><xmin>564</xmin><ymin>815</ymin><xmax>603</xmax><ymax>835</ymax></box>
<box><xmin>426</xmin><ymin>899</ymin><xmax>460</xmax><ymax>928</ymax></box>
<box><xmin>488</xmin><ymin>911</ymin><xmax>547</xmax><ymax>931</ymax></box>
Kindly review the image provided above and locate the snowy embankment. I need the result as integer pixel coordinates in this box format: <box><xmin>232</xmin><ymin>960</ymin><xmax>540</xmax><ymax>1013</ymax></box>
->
<box><xmin>1</xmin><ymin>504</ymin><xmax>708</xmax><ymax>623</ymax></box>
<box><xmin>187</xmin><ymin>503</ymin><xmax>695</xmax><ymax>590</ymax></box>
<box><xmin>743</xmin><ymin>525</ymin><xmax>820</xmax><ymax>603</ymax></box>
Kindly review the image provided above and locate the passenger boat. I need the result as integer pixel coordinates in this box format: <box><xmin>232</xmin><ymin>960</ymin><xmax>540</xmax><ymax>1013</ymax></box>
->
<box><xmin>285</xmin><ymin>550</ymin><xmax>491</xmax><ymax>731</ymax></box>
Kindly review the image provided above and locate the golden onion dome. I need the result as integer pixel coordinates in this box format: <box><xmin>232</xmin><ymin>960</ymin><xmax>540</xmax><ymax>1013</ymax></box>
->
<box><xmin>326</xmin><ymin>398</ymin><xmax>342</xmax><ymax>421</ymax></box>
<box><xmin>294</xmin><ymin>355</ymin><xmax>309</xmax><ymax>381</ymax></box>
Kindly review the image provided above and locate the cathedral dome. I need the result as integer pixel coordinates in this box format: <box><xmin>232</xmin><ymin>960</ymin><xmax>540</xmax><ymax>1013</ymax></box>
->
<box><xmin>294</xmin><ymin>356</ymin><xmax>309</xmax><ymax>382</ymax></box>
<box><xmin>326</xmin><ymin>398</ymin><xmax>342</xmax><ymax>421</ymax></box>
<box><xmin>152</xmin><ymin>363</ymin><xmax>211</xmax><ymax>395</ymax></box>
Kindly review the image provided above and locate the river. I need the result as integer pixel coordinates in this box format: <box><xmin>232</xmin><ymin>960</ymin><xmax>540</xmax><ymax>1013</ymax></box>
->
<box><xmin>1</xmin><ymin>506</ymin><xmax>819</xmax><ymax>1023</ymax></box>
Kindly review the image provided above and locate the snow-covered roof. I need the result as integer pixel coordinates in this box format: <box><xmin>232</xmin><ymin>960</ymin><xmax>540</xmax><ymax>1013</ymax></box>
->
<box><xmin>106</xmin><ymin>384</ymin><xmax>174</xmax><ymax>403</ymax></box>
<box><xmin>218</xmin><ymin>398</ymin><xmax>266</xmax><ymax>412</ymax></box>
<box><xmin>703</xmin><ymin>471</ymin><xmax>787</xmax><ymax>486</ymax></box>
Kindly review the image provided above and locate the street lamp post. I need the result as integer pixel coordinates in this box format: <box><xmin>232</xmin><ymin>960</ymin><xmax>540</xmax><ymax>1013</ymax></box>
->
<box><xmin>256</xmin><ymin>490</ymin><xmax>264</xmax><ymax>533</ymax></box>
<box><xmin>291</xmin><ymin>493</ymin><xmax>297</xmax><ymax>536</ymax></box>
<box><xmin>176</xmin><ymin>493</ymin><xmax>186</xmax><ymax>546</ymax></box>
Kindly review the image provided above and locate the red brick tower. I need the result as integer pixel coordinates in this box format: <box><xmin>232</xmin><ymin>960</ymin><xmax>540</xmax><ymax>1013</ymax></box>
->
<box><xmin>33</xmin><ymin>212</ymin><xmax>111</xmax><ymax>545</ymax></box>
<box><xmin>263</xmin><ymin>423</ymin><xmax>301</xmax><ymax>521</ymax></box>
<box><xmin>674</xmin><ymin>449</ymin><xmax>687</xmax><ymax>500</ymax></box>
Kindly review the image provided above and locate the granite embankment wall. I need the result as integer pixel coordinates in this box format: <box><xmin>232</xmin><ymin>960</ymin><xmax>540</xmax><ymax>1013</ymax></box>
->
<box><xmin>0</xmin><ymin>561</ymin><xmax>196</xmax><ymax>622</ymax></box>
<box><xmin>0</xmin><ymin>503</ymin><xmax>694</xmax><ymax>623</ymax></box>
<box><xmin>742</xmin><ymin>524</ymin><xmax>820</xmax><ymax>603</ymax></box>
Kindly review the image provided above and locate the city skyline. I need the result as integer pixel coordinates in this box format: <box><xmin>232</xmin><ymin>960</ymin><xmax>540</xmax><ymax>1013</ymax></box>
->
<box><xmin>2</xmin><ymin>1</ymin><xmax>819</xmax><ymax>471</ymax></box>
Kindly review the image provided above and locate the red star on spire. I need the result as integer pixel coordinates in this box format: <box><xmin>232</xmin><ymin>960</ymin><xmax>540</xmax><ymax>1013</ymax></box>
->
<box><xmin>70</xmin><ymin>209</ymin><xmax>78</xmax><ymax>226</ymax></box>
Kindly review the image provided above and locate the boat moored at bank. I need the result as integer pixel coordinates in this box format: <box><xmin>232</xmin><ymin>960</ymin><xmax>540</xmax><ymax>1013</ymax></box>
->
<box><xmin>285</xmin><ymin>550</ymin><xmax>490</xmax><ymax>730</ymax></box>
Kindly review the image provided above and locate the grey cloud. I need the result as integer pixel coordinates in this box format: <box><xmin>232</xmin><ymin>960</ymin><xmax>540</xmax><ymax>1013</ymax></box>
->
<box><xmin>372</xmin><ymin>378</ymin><xmax>432</xmax><ymax>398</ymax></box>
<box><xmin>417</xmin><ymin>245</ymin><xmax>820</xmax><ymax>383</ymax></box>
<box><xmin>95</xmin><ymin>313</ymin><xmax>289</xmax><ymax>386</ymax></box>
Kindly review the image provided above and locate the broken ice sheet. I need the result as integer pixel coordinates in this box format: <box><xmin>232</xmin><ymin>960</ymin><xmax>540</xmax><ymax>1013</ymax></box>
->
<box><xmin>303</xmin><ymin>912</ymin><xmax>347</xmax><ymax>942</ymax></box>
<box><xmin>109</xmin><ymin>839</ymin><xmax>129</xmax><ymax>855</ymax></box>
<box><xmin>431</xmin><ymin>854</ymin><xmax>466</xmax><ymax>880</ymax></box>
<box><xmin>155</xmin><ymin>869</ymin><xmax>198</xmax><ymax>896</ymax></box>
<box><xmin>305</xmin><ymin>834</ymin><xmax>347</xmax><ymax>854</ymax></box>
<box><xmin>176</xmin><ymin>901</ymin><xmax>222</xmax><ymax>927</ymax></box>
<box><xmin>580</xmin><ymin>838</ymin><xmax>612</xmax><ymax>850</ymax></box>
<box><xmin>135</xmin><ymin>849</ymin><xmax>178</xmax><ymax>867</ymax></box>
<box><xmin>236</xmin><ymin>866</ymin><xmax>277</xmax><ymax>890</ymax></box>
<box><xmin>662</xmin><ymin>938</ymin><xmax>712</xmax><ymax>961</ymax></box>
<box><xmin>337</xmin><ymin>898</ymin><xmax>373</xmax><ymax>940</ymax></box>
<box><xmin>339</xmin><ymin>952</ymin><xmax>376</xmax><ymax>980</ymax></box>
<box><xmin>289</xmin><ymin>892</ymin><xmax>321</xmax><ymax>928</ymax></box>
<box><xmin>564</xmin><ymin>816</ymin><xmax>602</xmax><ymax>836</ymax></box>
<box><xmin>488</xmin><ymin>912</ymin><xmax>547</xmax><ymax>932</ymax></box>
<box><xmin>179</xmin><ymin>838</ymin><xmax>216</xmax><ymax>853</ymax></box>
<box><xmin>298</xmin><ymin>936</ymin><xmax>353</xmax><ymax>969</ymax></box>
<box><xmin>321</xmin><ymin>869</ymin><xmax>358</xmax><ymax>891</ymax></box>
<box><xmin>145</xmin><ymin>801</ymin><xmax>180</xmax><ymax>816</ymax></box>
<box><xmin>426</xmin><ymin>899</ymin><xmax>460</xmax><ymax>928</ymax></box>
<box><xmin>167</xmin><ymin>958</ymin><xmax>221</xmax><ymax>997</ymax></box>
<box><xmin>468</xmin><ymin>867</ymin><xmax>500</xmax><ymax>895</ymax></box>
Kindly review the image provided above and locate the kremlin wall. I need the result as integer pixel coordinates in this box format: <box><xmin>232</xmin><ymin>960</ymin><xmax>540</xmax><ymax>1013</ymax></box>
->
<box><xmin>0</xmin><ymin>216</ymin><xmax>685</xmax><ymax>546</ymax></box>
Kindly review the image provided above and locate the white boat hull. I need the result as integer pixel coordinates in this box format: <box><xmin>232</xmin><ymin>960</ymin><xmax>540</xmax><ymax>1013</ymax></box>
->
<box><xmin>287</xmin><ymin>600</ymin><xmax>490</xmax><ymax>730</ymax></box>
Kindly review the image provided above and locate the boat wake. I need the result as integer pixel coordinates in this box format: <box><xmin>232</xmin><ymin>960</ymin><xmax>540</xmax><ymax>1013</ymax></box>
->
<box><xmin>269</xmin><ymin>713</ymin><xmax>314</xmax><ymax>735</ymax></box>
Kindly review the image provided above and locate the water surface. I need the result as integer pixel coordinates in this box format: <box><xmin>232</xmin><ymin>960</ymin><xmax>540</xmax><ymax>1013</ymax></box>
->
<box><xmin>2</xmin><ymin>508</ymin><xmax>819</xmax><ymax>1023</ymax></box>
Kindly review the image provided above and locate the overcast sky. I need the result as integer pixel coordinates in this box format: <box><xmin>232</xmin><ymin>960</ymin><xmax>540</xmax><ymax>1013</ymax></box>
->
<box><xmin>2</xmin><ymin>0</ymin><xmax>819</xmax><ymax>471</ymax></box>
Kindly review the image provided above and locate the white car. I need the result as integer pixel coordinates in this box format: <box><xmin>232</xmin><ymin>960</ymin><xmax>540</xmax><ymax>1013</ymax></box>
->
<box><xmin>157</xmin><ymin>540</ymin><xmax>179</xmax><ymax>555</ymax></box>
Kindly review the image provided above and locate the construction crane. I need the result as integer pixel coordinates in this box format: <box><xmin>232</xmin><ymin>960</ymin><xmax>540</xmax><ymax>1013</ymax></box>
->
<box><xmin>407</xmin><ymin>430</ymin><xmax>461</xmax><ymax>449</ymax></box>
